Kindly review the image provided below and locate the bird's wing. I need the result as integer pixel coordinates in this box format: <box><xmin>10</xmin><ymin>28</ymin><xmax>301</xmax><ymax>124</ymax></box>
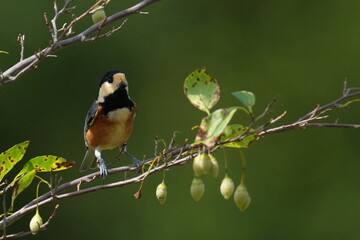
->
<box><xmin>84</xmin><ymin>101</ymin><xmax>98</xmax><ymax>145</ymax></box>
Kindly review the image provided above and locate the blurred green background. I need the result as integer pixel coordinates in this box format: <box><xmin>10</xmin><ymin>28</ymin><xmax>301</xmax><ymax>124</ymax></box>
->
<box><xmin>1</xmin><ymin>0</ymin><xmax>360</xmax><ymax>239</ymax></box>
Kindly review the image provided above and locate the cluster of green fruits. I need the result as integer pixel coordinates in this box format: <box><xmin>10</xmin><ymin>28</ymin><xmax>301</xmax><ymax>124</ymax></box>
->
<box><xmin>155</xmin><ymin>152</ymin><xmax>251</xmax><ymax>212</ymax></box>
<box><xmin>191</xmin><ymin>153</ymin><xmax>251</xmax><ymax>211</ymax></box>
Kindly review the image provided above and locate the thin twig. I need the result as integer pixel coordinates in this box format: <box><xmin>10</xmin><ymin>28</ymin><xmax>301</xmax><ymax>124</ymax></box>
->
<box><xmin>0</xmin><ymin>204</ymin><xmax>59</xmax><ymax>240</ymax></box>
<box><xmin>297</xmin><ymin>85</ymin><xmax>360</xmax><ymax>122</ymax></box>
<box><xmin>0</xmin><ymin>0</ymin><xmax>160</xmax><ymax>87</ymax></box>
<box><xmin>16</xmin><ymin>34</ymin><xmax>25</xmax><ymax>62</ymax></box>
<box><xmin>85</xmin><ymin>18</ymin><xmax>129</xmax><ymax>41</ymax></box>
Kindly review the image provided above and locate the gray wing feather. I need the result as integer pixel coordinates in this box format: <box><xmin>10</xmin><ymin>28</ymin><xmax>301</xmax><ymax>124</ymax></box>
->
<box><xmin>80</xmin><ymin>102</ymin><xmax>98</xmax><ymax>171</ymax></box>
<box><xmin>84</xmin><ymin>101</ymin><xmax>98</xmax><ymax>143</ymax></box>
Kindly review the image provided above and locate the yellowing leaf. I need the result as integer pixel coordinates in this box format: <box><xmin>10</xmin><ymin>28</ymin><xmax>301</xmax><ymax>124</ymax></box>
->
<box><xmin>26</xmin><ymin>155</ymin><xmax>74</xmax><ymax>172</ymax></box>
<box><xmin>184</xmin><ymin>68</ymin><xmax>220</xmax><ymax>115</ymax></box>
<box><xmin>219</xmin><ymin>124</ymin><xmax>257</xmax><ymax>148</ymax></box>
<box><xmin>195</xmin><ymin>107</ymin><xmax>238</xmax><ymax>147</ymax></box>
<box><xmin>0</xmin><ymin>141</ymin><xmax>29</xmax><ymax>182</ymax></box>
<box><xmin>10</xmin><ymin>155</ymin><xmax>74</xmax><ymax>210</ymax></box>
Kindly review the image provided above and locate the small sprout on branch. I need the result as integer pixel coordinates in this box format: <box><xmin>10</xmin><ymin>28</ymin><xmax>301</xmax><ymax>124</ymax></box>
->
<box><xmin>220</xmin><ymin>175</ymin><xmax>235</xmax><ymax>200</ymax></box>
<box><xmin>190</xmin><ymin>178</ymin><xmax>205</xmax><ymax>201</ymax></box>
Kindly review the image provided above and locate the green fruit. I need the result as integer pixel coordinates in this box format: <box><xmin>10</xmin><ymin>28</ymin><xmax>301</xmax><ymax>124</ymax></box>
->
<box><xmin>91</xmin><ymin>6</ymin><xmax>106</xmax><ymax>24</ymax></box>
<box><xmin>156</xmin><ymin>182</ymin><xmax>167</xmax><ymax>205</ymax></box>
<box><xmin>234</xmin><ymin>183</ymin><xmax>251</xmax><ymax>211</ymax></box>
<box><xmin>193</xmin><ymin>154</ymin><xmax>203</xmax><ymax>177</ymax></box>
<box><xmin>199</xmin><ymin>153</ymin><xmax>212</xmax><ymax>174</ymax></box>
<box><xmin>29</xmin><ymin>210</ymin><xmax>43</xmax><ymax>235</ymax></box>
<box><xmin>209</xmin><ymin>154</ymin><xmax>219</xmax><ymax>178</ymax></box>
<box><xmin>190</xmin><ymin>178</ymin><xmax>205</xmax><ymax>201</ymax></box>
<box><xmin>220</xmin><ymin>175</ymin><xmax>234</xmax><ymax>199</ymax></box>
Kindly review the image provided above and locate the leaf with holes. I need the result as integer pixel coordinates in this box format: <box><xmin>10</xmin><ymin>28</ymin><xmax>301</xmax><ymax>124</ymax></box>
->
<box><xmin>219</xmin><ymin>124</ymin><xmax>257</xmax><ymax>148</ymax></box>
<box><xmin>195</xmin><ymin>107</ymin><xmax>238</xmax><ymax>147</ymax></box>
<box><xmin>0</xmin><ymin>141</ymin><xmax>29</xmax><ymax>182</ymax></box>
<box><xmin>232</xmin><ymin>91</ymin><xmax>256</xmax><ymax>113</ymax></box>
<box><xmin>184</xmin><ymin>68</ymin><xmax>220</xmax><ymax>115</ymax></box>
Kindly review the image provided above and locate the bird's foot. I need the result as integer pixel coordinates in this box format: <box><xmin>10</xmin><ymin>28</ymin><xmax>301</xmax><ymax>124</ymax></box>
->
<box><xmin>95</xmin><ymin>148</ymin><xmax>108</xmax><ymax>179</ymax></box>
<box><xmin>124</xmin><ymin>150</ymin><xmax>143</xmax><ymax>167</ymax></box>
<box><xmin>98</xmin><ymin>157</ymin><xmax>108</xmax><ymax>179</ymax></box>
<box><xmin>120</xmin><ymin>144</ymin><xmax>142</xmax><ymax>167</ymax></box>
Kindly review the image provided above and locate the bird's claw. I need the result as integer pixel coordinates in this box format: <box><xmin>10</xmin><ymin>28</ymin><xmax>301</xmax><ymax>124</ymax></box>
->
<box><xmin>98</xmin><ymin>157</ymin><xmax>108</xmax><ymax>179</ymax></box>
<box><xmin>124</xmin><ymin>150</ymin><xmax>143</xmax><ymax>168</ymax></box>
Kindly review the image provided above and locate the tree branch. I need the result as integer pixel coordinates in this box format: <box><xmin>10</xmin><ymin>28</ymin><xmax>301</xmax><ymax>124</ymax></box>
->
<box><xmin>0</xmin><ymin>0</ymin><xmax>159</xmax><ymax>87</ymax></box>
<box><xmin>1</xmin><ymin>88</ymin><xmax>359</xmax><ymax>235</ymax></box>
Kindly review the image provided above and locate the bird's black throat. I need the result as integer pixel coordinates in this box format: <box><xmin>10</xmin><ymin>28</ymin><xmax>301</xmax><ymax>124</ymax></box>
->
<box><xmin>100</xmin><ymin>87</ymin><xmax>134</xmax><ymax>115</ymax></box>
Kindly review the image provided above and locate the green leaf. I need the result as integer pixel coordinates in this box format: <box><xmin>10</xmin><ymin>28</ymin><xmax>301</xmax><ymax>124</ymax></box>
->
<box><xmin>219</xmin><ymin>124</ymin><xmax>257</xmax><ymax>148</ymax></box>
<box><xmin>195</xmin><ymin>107</ymin><xmax>238</xmax><ymax>147</ymax></box>
<box><xmin>232</xmin><ymin>91</ymin><xmax>255</xmax><ymax>113</ymax></box>
<box><xmin>184</xmin><ymin>68</ymin><xmax>220</xmax><ymax>115</ymax></box>
<box><xmin>0</xmin><ymin>141</ymin><xmax>29</xmax><ymax>182</ymax></box>
<box><xmin>11</xmin><ymin>169</ymin><xmax>36</xmax><ymax>210</ymax></box>
<box><xmin>12</xmin><ymin>155</ymin><xmax>73</xmax><ymax>184</ymax></box>
<box><xmin>10</xmin><ymin>155</ymin><xmax>74</xmax><ymax>210</ymax></box>
<box><xmin>0</xmin><ymin>51</ymin><xmax>9</xmax><ymax>54</ymax></box>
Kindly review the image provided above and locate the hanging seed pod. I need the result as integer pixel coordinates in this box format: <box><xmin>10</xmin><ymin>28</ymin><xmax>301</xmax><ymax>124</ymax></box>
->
<box><xmin>220</xmin><ymin>175</ymin><xmax>235</xmax><ymax>199</ymax></box>
<box><xmin>200</xmin><ymin>153</ymin><xmax>212</xmax><ymax>174</ymax></box>
<box><xmin>29</xmin><ymin>209</ymin><xmax>43</xmax><ymax>235</ymax></box>
<box><xmin>209</xmin><ymin>154</ymin><xmax>219</xmax><ymax>178</ymax></box>
<box><xmin>190</xmin><ymin>178</ymin><xmax>205</xmax><ymax>201</ymax></box>
<box><xmin>156</xmin><ymin>182</ymin><xmax>167</xmax><ymax>205</ymax></box>
<box><xmin>90</xmin><ymin>6</ymin><xmax>106</xmax><ymax>24</ymax></box>
<box><xmin>234</xmin><ymin>183</ymin><xmax>251</xmax><ymax>211</ymax></box>
<box><xmin>193</xmin><ymin>154</ymin><xmax>203</xmax><ymax>177</ymax></box>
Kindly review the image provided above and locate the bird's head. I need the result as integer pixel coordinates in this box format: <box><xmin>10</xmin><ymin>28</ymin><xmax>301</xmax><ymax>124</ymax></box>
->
<box><xmin>97</xmin><ymin>70</ymin><xmax>128</xmax><ymax>103</ymax></box>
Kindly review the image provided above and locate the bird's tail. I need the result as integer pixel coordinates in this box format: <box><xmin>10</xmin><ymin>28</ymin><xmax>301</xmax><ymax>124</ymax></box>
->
<box><xmin>80</xmin><ymin>148</ymin><xmax>97</xmax><ymax>171</ymax></box>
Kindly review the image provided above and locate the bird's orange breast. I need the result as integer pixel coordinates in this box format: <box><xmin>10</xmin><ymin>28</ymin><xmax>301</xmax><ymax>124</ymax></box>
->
<box><xmin>86</xmin><ymin>105</ymin><xmax>135</xmax><ymax>150</ymax></box>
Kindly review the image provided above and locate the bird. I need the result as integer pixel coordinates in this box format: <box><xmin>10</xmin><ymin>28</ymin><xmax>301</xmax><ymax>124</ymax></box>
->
<box><xmin>80</xmin><ymin>70</ymin><xmax>138</xmax><ymax>178</ymax></box>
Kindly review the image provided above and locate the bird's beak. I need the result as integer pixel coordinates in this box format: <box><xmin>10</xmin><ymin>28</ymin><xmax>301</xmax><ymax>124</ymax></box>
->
<box><xmin>119</xmin><ymin>81</ymin><xmax>128</xmax><ymax>88</ymax></box>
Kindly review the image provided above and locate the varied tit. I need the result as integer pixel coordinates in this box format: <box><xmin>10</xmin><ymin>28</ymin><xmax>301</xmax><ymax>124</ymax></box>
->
<box><xmin>80</xmin><ymin>70</ymin><xmax>139</xmax><ymax>178</ymax></box>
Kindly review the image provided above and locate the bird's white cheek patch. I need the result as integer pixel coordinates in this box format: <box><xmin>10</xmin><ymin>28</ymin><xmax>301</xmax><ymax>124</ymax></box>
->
<box><xmin>98</xmin><ymin>82</ymin><xmax>116</xmax><ymax>102</ymax></box>
<box><xmin>107</xmin><ymin>108</ymin><xmax>131</xmax><ymax>122</ymax></box>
